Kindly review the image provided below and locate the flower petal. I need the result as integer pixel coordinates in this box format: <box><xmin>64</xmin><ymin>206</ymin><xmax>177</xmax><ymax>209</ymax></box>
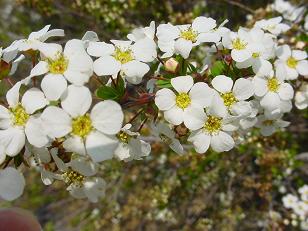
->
<box><xmin>183</xmin><ymin>106</ymin><xmax>206</xmax><ymax>130</ymax></box>
<box><xmin>189</xmin><ymin>82</ymin><xmax>214</xmax><ymax>108</ymax></box>
<box><xmin>211</xmin><ymin>75</ymin><xmax>233</xmax><ymax>93</ymax></box>
<box><xmin>192</xmin><ymin>16</ymin><xmax>216</xmax><ymax>32</ymax></box>
<box><xmin>25</xmin><ymin>116</ymin><xmax>49</xmax><ymax>148</ymax></box>
<box><xmin>22</xmin><ymin>88</ymin><xmax>47</xmax><ymax>114</ymax></box>
<box><xmin>171</xmin><ymin>75</ymin><xmax>193</xmax><ymax>93</ymax></box>
<box><xmin>278</xmin><ymin>83</ymin><xmax>294</xmax><ymax>100</ymax></box>
<box><xmin>0</xmin><ymin>167</ymin><xmax>25</xmax><ymax>201</ymax></box>
<box><xmin>210</xmin><ymin>131</ymin><xmax>234</xmax><ymax>152</ymax></box>
<box><xmin>233</xmin><ymin>78</ymin><xmax>254</xmax><ymax>100</ymax></box>
<box><xmin>41</xmin><ymin>74</ymin><xmax>67</xmax><ymax>101</ymax></box>
<box><xmin>122</xmin><ymin>60</ymin><xmax>150</xmax><ymax>84</ymax></box>
<box><xmin>188</xmin><ymin>131</ymin><xmax>211</xmax><ymax>154</ymax></box>
<box><xmin>63</xmin><ymin>136</ymin><xmax>86</xmax><ymax>155</ymax></box>
<box><xmin>253</xmin><ymin>77</ymin><xmax>267</xmax><ymax>97</ymax></box>
<box><xmin>174</xmin><ymin>38</ymin><xmax>193</xmax><ymax>59</ymax></box>
<box><xmin>93</xmin><ymin>56</ymin><xmax>121</xmax><ymax>76</ymax></box>
<box><xmin>155</xmin><ymin>88</ymin><xmax>176</xmax><ymax>111</ymax></box>
<box><xmin>87</xmin><ymin>41</ymin><xmax>114</xmax><ymax>57</ymax></box>
<box><xmin>164</xmin><ymin>106</ymin><xmax>184</xmax><ymax>125</ymax></box>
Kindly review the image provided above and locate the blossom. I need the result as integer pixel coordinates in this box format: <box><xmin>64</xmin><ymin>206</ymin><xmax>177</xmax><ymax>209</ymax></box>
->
<box><xmin>282</xmin><ymin>193</ymin><xmax>299</xmax><ymax>209</ymax></box>
<box><xmin>87</xmin><ymin>39</ymin><xmax>156</xmax><ymax>84</ymax></box>
<box><xmin>253</xmin><ymin>71</ymin><xmax>294</xmax><ymax>111</ymax></box>
<box><xmin>155</xmin><ymin>75</ymin><xmax>214</xmax><ymax>128</ymax></box>
<box><xmin>255</xmin><ymin>115</ymin><xmax>289</xmax><ymax>136</ymax></box>
<box><xmin>157</xmin><ymin>16</ymin><xmax>220</xmax><ymax>58</ymax></box>
<box><xmin>151</xmin><ymin>122</ymin><xmax>184</xmax><ymax>155</ymax></box>
<box><xmin>187</xmin><ymin>95</ymin><xmax>235</xmax><ymax>153</ymax></box>
<box><xmin>275</xmin><ymin>45</ymin><xmax>308</xmax><ymax>80</ymax></box>
<box><xmin>127</xmin><ymin>21</ymin><xmax>156</xmax><ymax>42</ymax></box>
<box><xmin>11</xmin><ymin>25</ymin><xmax>64</xmax><ymax>52</ymax></box>
<box><xmin>114</xmin><ymin>124</ymin><xmax>151</xmax><ymax>161</ymax></box>
<box><xmin>0</xmin><ymin>167</ymin><xmax>25</xmax><ymax>201</ymax></box>
<box><xmin>211</xmin><ymin>75</ymin><xmax>254</xmax><ymax>117</ymax></box>
<box><xmin>0</xmin><ymin>82</ymin><xmax>49</xmax><ymax>163</ymax></box>
<box><xmin>222</xmin><ymin>28</ymin><xmax>253</xmax><ymax>62</ymax></box>
<box><xmin>40</xmin><ymin>85</ymin><xmax>123</xmax><ymax>162</ymax></box>
<box><xmin>28</xmin><ymin>39</ymin><xmax>93</xmax><ymax>100</ymax></box>
<box><xmin>295</xmin><ymin>83</ymin><xmax>308</xmax><ymax>110</ymax></box>
<box><xmin>254</xmin><ymin>17</ymin><xmax>290</xmax><ymax>35</ymax></box>
<box><xmin>299</xmin><ymin>185</ymin><xmax>308</xmax><ymax>201</ymax></box>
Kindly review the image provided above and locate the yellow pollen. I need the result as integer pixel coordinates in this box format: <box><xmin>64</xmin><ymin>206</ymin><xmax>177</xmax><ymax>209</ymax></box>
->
<box><xmin>48</xmin><ymin>54</ymin><xmax>68</xmax><ymax>74</ymax></box>
<box><xmin>176</xmin><ymin>93</ymin><xmax>191</xmax><ymax>109</ymax></box>
<box><xmin>117</xmin><ymin>131</ymin><xmax>131</xmax><ymax>144</ymax></box>
<box><xmin>252</xmin><ymin>52</ymin><xmax>260</xmax><ymax>58</ymax></box>
<box><xmin>11</xmin><ymin>104</ymin><xmax>29</xmax><ymax>126</ymax></box>
<box><xmin>62</xmin><ymin>169</ymin><xmax>85</xmax><ymax>187</ymax></box>
<box><xmin>180</xmin><ymin>28</ymin><xmax>198</xmax><ymax>42</ymax></box>
<box><xmin>232</xmin><ymin>38</ymin><xmax>247</xmax><ymax>50</ymax></box>
<box><xmin>71</xmin><ymin>114</ymin><xmax>93</xmax><ymax>138</ymax></box>
<box><xmin>286</xmin><ymin>57</ymin><xmax>298</xmax><ymax>69</ymax></box>
<box><xmin>113</xmin><ymin>47</ymin><xmax>134</xmax><ymax>64</ymax></box>
<box><xmin>221</xmin><ymin>92</ymin><xmax>238</xmax><ymax>107</ymax></box>
<box><xmin>267</xmin><ymin>77</ymin><xmax>280</xmax><ymax>92</ymax></box>
<box><xmin>203</xmin><ymin>116</ymin><xmax>222</xmax><ymax>135</ymax></box>
<box><xmin>262</xmin><ymin>120</ymin><xmax>273</xmax><ymax>126</ymax></box>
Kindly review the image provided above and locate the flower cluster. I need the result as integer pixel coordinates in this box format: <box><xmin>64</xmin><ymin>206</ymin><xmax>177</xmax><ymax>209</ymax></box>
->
<box><xmin>0</xmin><ymin>9</ymin><xmax>307</xmax><ymax>202</ymax></box>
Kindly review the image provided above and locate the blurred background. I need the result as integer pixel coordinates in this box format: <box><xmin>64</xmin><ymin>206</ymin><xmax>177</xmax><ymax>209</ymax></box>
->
<box><xmin>0</xmin><ymin>0</ymin><xmax>307</xmax><ymax>230</ymax></box>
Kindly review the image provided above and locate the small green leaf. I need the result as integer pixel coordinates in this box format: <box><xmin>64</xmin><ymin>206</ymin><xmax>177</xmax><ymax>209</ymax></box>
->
<box><xmin>210</xmin><ymin>61</ymin><xmax>227</xmax><ymax>77</ymax></box>
<box><xmin>96</xmin><ymin>85</ymin><xmax>121</xmax><ymax>100</ymax></box>
<box><xmin>156</xmin><ymin>79</ymin><xmax>172</xmax><ymax>88</ymax></box>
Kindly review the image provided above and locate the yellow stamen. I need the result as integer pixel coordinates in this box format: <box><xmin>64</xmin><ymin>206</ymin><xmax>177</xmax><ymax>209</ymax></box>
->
<box><xmin>221</xmin><ymin>92</ymin><xmax>237</xmax><ymax>107</ymax></box>
<box><xmin>203</xmin><ymin>116</ymin><xmax>222</xmax><ymax>135</ymax></box>
<box><xmin>48</xmin><ymin>54</ymin><xmax>68</xmax><ymax>74</ymax></box>
<box><xmin>11</xmin><ymin>104</ymin><xmax>29</xmax><ymax>126</ymax></box>
<box><xmin>267</xmin><ymin>77</ymin><xmax>279</xmax><ymax>92</ymax></box>
<box><xmin>286</xmin><ymin>57</ymin><xmax>298</xmax><ymax>69</ymax></box>
<box><xmin>262</xmin><ymin>120</ymin><xmax>273</xmax><ymax>126</ymax></box>
<box><xmin>117</xmin><ymin>131</ymin><xmax>131</xmax><ymax>144</ymax></box>
<box><xmin>232</xmin><ymin>38</ymin><xmax>247</xmax><ymax>50</ymax></box>
<box><xmin>252</xmin><ymin>52</ymin><xmax>260</xmax><ymax>58</ymax></box>
<box><xmin>176</xmin><ymin>93</ymin><xmax>191</xmax><ymax>109</ymax></box>
<box><xmin>62</xmin><ymin>169</ymin><xmax>85</xmax><ymax>187</ymax></box>
<box><xmin>113</xmin><ymin>47</ymin><xmax>134</xmax><ymax>64</ymax></box>
<box><xmin>180</xmin><ymin>27</ymin><xmax>198</xmax><ymax>42</ymax></box>
<box><xmin>71</xmin><ymin>114</ymin><xmax>93</xmax><ymax>138</ymax></box>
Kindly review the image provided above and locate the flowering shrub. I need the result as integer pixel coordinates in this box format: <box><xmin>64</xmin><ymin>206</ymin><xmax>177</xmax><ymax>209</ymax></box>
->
<box><xmin>0</xmin><ymin>0</ymin><xmax>307</xmax><ymax>216</ymax></box>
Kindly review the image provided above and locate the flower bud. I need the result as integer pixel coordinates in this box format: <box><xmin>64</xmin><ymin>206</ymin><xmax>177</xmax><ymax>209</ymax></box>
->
<box><xmin>164</xmin><ymin>58</ymin><xmax>179</xmax><ymax>73</ymax></box>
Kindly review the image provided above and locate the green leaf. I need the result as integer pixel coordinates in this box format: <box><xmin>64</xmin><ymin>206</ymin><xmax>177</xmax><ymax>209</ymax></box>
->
<box><xmin>210</xmin><ymin>61</ymin><xmax>227</xmax><ymax>77</ymax></box>
<box><xmin>156</xmin><ymin>79</ymin><xmax>172</xmax><ymax>88</ymax></box>
<box><xmin>96</xmin><ymin>85</ymin><xmax>122</xmax><ymax>100</ymax></box>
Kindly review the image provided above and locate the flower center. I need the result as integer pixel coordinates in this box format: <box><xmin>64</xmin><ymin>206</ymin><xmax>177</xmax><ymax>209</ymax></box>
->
<box><xmin>48</xmin><ymin>54</ymin><xmax>68</xmax><ymax>74</ymax></box>
<box><xmin>232</xmin><ymin>38</ymin><xmax>247</xmax><ymax>50</ymax></box>
<box><xmin>252</xmin><ymin>52</ymin><xmax>260</xmax><ymax>58</ymax></box>
<box><xmin>176</xmin><ymin>93</ymin><xmax>191</xmax><ymax>109</ymax></box>
<box><xmin>159</xmin><ymin>134</ymin><xmax>172</xmax><ymax>145</ymax></box>
<box><xmin>113</xmin><ymin>47</ymin><xmax>134</xmax><ymax>64</ymax></box>
<box><xmin>71</xmin><ymin>114</ymin><xmax>93</xmax><ymax>138</ymax></box>
<box><xmin>286</xmin><ymin>57</ymin><xmax>298</xmax><ymax>69</ymax></box>
<box><xmin>117</xmin><ymin>131</ymin><xmax>131</xmax><ymax>144</ymax></box>
<box><xmin>180</xmin><ymin>28</ymin><xmax>198</xmax><ymax>42</ymax></box>
<box><xmin>262</xmin><ymin>120</ymin><xmax>273</xmax><ymax>126</ymax></box>
<box><xmin>221</xmin><ymin>92</ymin><xmax>238</xmax><ymax>107</ymax></box>
<box><xmin>62</xmin><ymin>169</ymin><xmax>85</xmax><ymax>187</ymax></box>
<box><xmin>11</xmin><ymin>104</ymin><xmax>29</xmax><ymax>126</ymax></box>
<box><xmin>267</xmin><ymin>77</ymin><xmax>280</xmax><ymax>92</ymax></box>
<box><xmin>203</xmin><ymin>116</ymin><xmax>222</xmax><ymax>135</ymax></box>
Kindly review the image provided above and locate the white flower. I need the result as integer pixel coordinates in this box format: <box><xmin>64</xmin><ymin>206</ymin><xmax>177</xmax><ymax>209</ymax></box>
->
<box><xmin>222</xmin><ymin>28</ymin><xmax>253</xmax><ymax>62</ymax></box>
<box><xmin>293</xmin><ymin>201</ymin><xmax>308</xmax><ymax>217</ymax></box>
<box><xmin>127</xmin><ymin>21</ymin><xmax>156</xmax><ymax>41</ymax></box>
<box><xmin>0</xmin><ymin>44</ymin><xmax>25</xmax><ymax>75</ymax></box>
<box><xmin>254</xmin><ymin>17</ymin><xmax>290</xmax><ymax>35</ymax></box>
<box><xmin>40</xmin><ymin>85</ymin><xmax>123</xmax><ymax>162</ymax></box>
<box><xmin>187</xmin><ymin>95</ymin><xmax>235</xmax><ymax>153</ymax></box>
<box><xmin>12</xmin><ymin>25</ymin><xmax>64</xmax><ymax>51</ymax></box>
<box><xmin>253</xmin><ymin>71</ymin><xmax>294</xmax><ymax>111</ymax></box>
<box><xmin>28</xmin><ymin>39</ymin><xmax>93</xmax><ymax>100</ymax></box>
<box><xmin>114</xmin><ymin>124</ymin><xmax>151</xmax><ymax>162</ymax></box>
<box><xmin>275</xmin><ymin>45</ymin><xmax>308</xmax><ymax>80</ymax></box>
<box><xmin>236</xmin><ymin>28</ymin><xmax>275</xmax><ymax>76</ymax></box>
<box><xmin>255</xmin><ymin>115</ymin><xmax>289</xmax><ymax>136</ymax></box>
<box><xmin>157</xmin><ymin>16</ymin><xmax>220</xmax><ymax>58</ymax></box>
<box><xmin>211</xmin><ymin>75</ymin><xmax>254</xmax><ymax>117</ymax></box>
<box><xmin>295</xmin><ymin>83</ymin><xmax>308</xmax><ymax>110</ymax></box>
<box><xmin>87</xmin><ymin>39</ymin><xmax>156</xmax><ymax>84</ymax></box>
<box><xmin>282</xmin><ymin>193</ymin><xmax>299</xmax><ymax>209</ymax></box>
<box><xmin>299</xmin><ymin>185</ymin><xmax>308</xmax><ymax>202</ymax></box>
<box><xmin>151</xmin><ymin>122</ymin><xmax>184</xmax><ymax>155</ymax></box>
<box><xmin>0</xmin><ymin>167</ymin><xmax>25</xmax><ymax>201</ymax></box>
<box><xmin>0</xmin><ymin>82</ymin><xmax>49</xmax><ymax>163</ymax></box>
<box><xmin>155</xmin><ymin>75</ymin><xmax>214</xmax><ymax>128</ymax></box>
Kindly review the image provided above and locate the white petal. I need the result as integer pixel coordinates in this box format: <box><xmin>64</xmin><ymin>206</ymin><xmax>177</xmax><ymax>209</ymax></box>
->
<box><xmin>87</xmin><ymin>42</ymin><xmax>114</xmax><ymax>57</ymax></box>
<box><xmin>231</xmin><ymin>49</ymin><xmax>251</xmax><ymax>62</ymax></box>
<box><xmin>252</xmin><ymin>59</ymin><xmax>273</xmax><ymax>76</ymax></box>
<box><xmin>25</xmin><ymin>116</ymin><xmax>49</xmax><ymax>148</ymax></box>
<box><xmin>183</xmin><ymin>106</ymin><xmax>206</xmax><ymax>130</ymax></box>
<box><xmin>22</xmin><ymin>88</ymin><xmax>47</xmax><ymax>114</ymax></box>
<box><xmin>41</xmin><ymin>106</ymin><xmax>72</xmax><ymax>138</ymax></box>
<box><xmin>0</xmin><ymin>146</ymin><xmax>5</xmax><ymax>165</ymax></box>
<box><xmin>253</xmin><ymin>77</ymin><xmax>267</xmax><ymax>97</ymax></box>
<box><xmin>65</xmin><ymin>54</ymin><xmax>93</xmax><ymax>85</ymax></box>
<box><xmin>132</xmin><ymin>38</ymin><xmax>156</xmax><ymax>62</ymax></box>
<box><xmin>86</xmin><ymin>131</ymin><xmax>118</xmax><ymax>162</ymax></box>
<box><xmin>63</xmin><ymin>136</ymin><xmax>86</xmax><ymax>155</ymax></box>
<box><xmin>114</xmin><ymin>143</ymin><xmax>130</xmax><ymax>160</ymax></box>
<box><xmin>155</xmin><ymin>88</ymin><xmax>176</xmax><ymax>111</ymax></box>
<box><xmin>210</xmin><ymin>131</ymin><xmax>234</xmax><ymax>152</ymax></box>
<box><xmin>40</xmin><ymin>29</ymin><xmax>65</xmax><ymax>42</ymax></box>
<box><xmin>174</xmin><ymin>38</ymin><xmax>193</xmax><ymax>59</ymax></box>
<box><xmin>278</xmin><ymin>83</ymin><xmax>294</xmax><ymax>100</ymax></box>
<box><xmin>292</xmin><ymin>50</ymin><xmax>307</xmax><ymax>60</ymax></box>
<box><xmin>39</xmin><ymin>43</ymin><xmax>63</xmax><ymax>60</ymax></box>
<box><xmin>64</xmin><ymin>39</ymin><xmax>87</xmax><ymax>56</ymax></box>
<box><xmin>29</xmin><ymin>61</ymin><xmax>49</xmax><ymax>77</ymax></box>
<box><xmin>70</xmin><ymin>157</ymin><xmax>97</xmax><ymax>176</ymax></box>
<box><xmin>192</xmin><ymin>16</ymin><xmax>216</xmax><ymax>32</ymax></box>
<box><xmin>230</xmin><ymin>101</ymin><xmax>251</xmax><ymax>116</ymax></box>
<box><xmin>91</xmin><ymin>100</ymin><xmax>123</xmax><ymax>135</ymax></box>
<box><xmin>233</xmin><ymin>78</ymin><xmax>254</xmax><ymax>100</ymax></box>
<box><xmin>93</xmin><ymin>56</ymin><xmax>121</xmax><ymax>76</ymax></box>
<box><xmin>209</xmin><ymin>94</ymin><xmax>227</xmax><ymax>118</ymax></box>
<box><xmin>169</xmin><ymin>139</ymin><xmax>184</xmax><ymax>155</ymax></box>
<box><xmin>171</xmin><ymin>75</ymin><xmax>193</xmax><ymax>93</ymax></box>
<box><xmin>260</xmin><ymin>92</ymin><xmax>280</xmax><ymax>111</ymax></box>
<box><xmin>41</xmin><ymin>74</ymin><xmax>67</xmax><ymax>101</ymax></box>
<box><xmin>276</xmin><ymin>45</ymin><xmax>291</xmax><ymax>60</ymax></box>
<box><xmin>188</xmin><ymin>131</ymin><xmax>211</xmax><ymax>154</ymax></box>
<box><xmin>64</xmin><ymin>70</ymin><xmax>91</xmax><ymax>86</ymax></box>
<box><xmin>0</xmin><ymin>127</ymin><xmax>25</xmax><ymax>157</ymax></box>
<box><xmin>296</xmin><ymin>60</ymin><xmax>308</xmax><ymax>76</ymax></box>
<box><xmin>211</xmin><ymin>75</ymin><xmax>233</xmax><ymax>93</ymax></box>
<box><xmin>189</xmin><ymin>82</ymin><xmax>214</xmax><ymax>108</ymax></box>
<box><xmin>0</xmin><ymin>167</ymin><xmax>25</xmax><ymax>201</ymax></box>
<box><xmin>6</xmin><ymin>82</ymin><xmax>21</xmax><ymax>108</ymax></box>
<box><xmin>61</xmin><ymin>85</ymin><xmax>92</xmax><ymax>117</ymax></box>
<box><xmin>164</xmin><ymin>106</ymin><xmax>184</xmax><ymax>125</ymax></box>
<box><xmin>122</xmin><ymin>60</ymin><xmax>150</xmax><ymax>84</ymax></box>
<box><xmin>0</xmin><ymin>106</ymin><xmax>11</xmax><ymax>130</ymax></box>
<box><xmin>197</xmin><ymin>32</ymin><xmax>220</xmax><ymax>43</ymax></box>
